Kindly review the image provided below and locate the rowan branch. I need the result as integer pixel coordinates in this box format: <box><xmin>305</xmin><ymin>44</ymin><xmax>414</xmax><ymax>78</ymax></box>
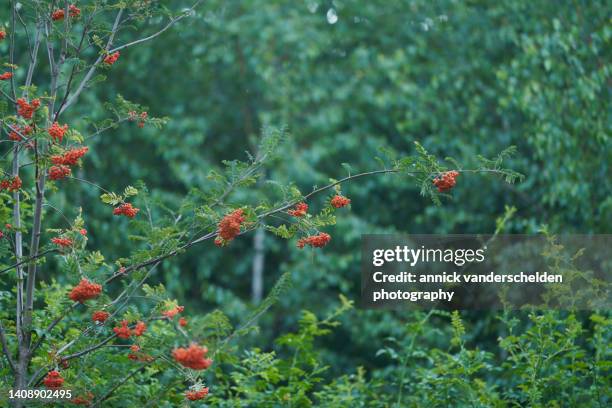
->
<box><xmin>108</xmin><ymin>0</ymin><xmax>204</xmax><ymax>54</ymax></box>
<box><xmin>58</xmin><ymin>8</ymin><xmax>124</xmax><ymax>115</ymax></box>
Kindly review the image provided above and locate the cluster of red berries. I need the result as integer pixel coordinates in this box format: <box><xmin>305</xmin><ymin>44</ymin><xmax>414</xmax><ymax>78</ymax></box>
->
<box><xmin>68</xmin><ymin>278</ymin><xmax>102</xmax><ymax>303</ymax></box>
<box><xmin>48</xmin><ymin>146</ymin><xmax>88</xmax><ymax>181</ymax></box>
<box><xmin>162</xmin><ymin>305</ymin><xmax>184</xmax><ymax>319</ymax></box>
<box><xmin>185</xmin><ymin>387</ymin><xmax>209</xmax><ymax>401</ymax></box>
<box><xmin>0</xmin><ymin>176</ymin><xmax>22</xmax><ymax>192</ymax></box>
<box><xmin>51</xmin><ymin>4</ymin><xmax>80</xmax><ymax>21</ymax></box>
<box><xmin>8</xmin><ymin>124</ymin><xmax>33</xmax><ymax>141</ymax></box>
<box><xmin>288</xmin><ymin>202</ymin><xmax>308</xmax><ymax>217</ymax></box>
<box><xmin>297</xmin><ymin>232</ymin><xmax>331</xmax><ymax>249</ymax></box>
<box><xmin>48</xmin><ymin>164</ymin><xmax>71</xmax><ymax>180</ymax></box>
<box><xmin>129</xmin><ymin>111</ymin><xmax>148</xmax><ymax>128</ymax></box>
<box><xmin>103</xmin><ymin>51</ymin><xmax>120</xmax><ymax>66</ymax></box>
<box><xmin>43</xmin><ymin>371</ymin><xmax>64</xmax><ymax>389</ymax></box>
<box><xmin>127</xmin><ymin>344</ymin><xmax>153</xmax><ymax>362</ymax></box>
<box><xmin>433</xmin><ymin>170</ymin><xmax>460</xmax><ymax>192</ymax></box>
<box><xmin>172</xmin><ymin>344</ymin><xmax>213</xmax><ymax>370</ymax></box>
<box><xmin>113</xmin><ymin>202</ymin><xmax>140</xmax><ymax>218</ymax></box>
<box><xmin>48</xmin><ymin>122</ymin><xmax>69</xmax><ymax>142</ymax></box>
<box><xmin>330</xmin><ymin>195</ymin><xmax>350</xmax><ymax>208</ymax></box>
<box><xmin>215</xmin><ymin>209</ymin><xmax>245</xmax><ymax>246</ymax></box>
<box><xmin>113</xmin><ymin>320</ymin><xmax>147</xmax><ymax>339</ymax></box>
<box><xmin>0</xmin><ymin>72</ymin><xmax>12</xmax><ymax>80</ymax></box>
<box><xmin>92</xmin><ymin>310</ymin><xmax>110</xmax><ymax>323</ymax></box>
<box><xmin>70</xmin><ymin>392</ymin><xmax>94</xmax><ymax>405</ymax></box>
<box><xmin>51</xmin><ymin>147</ymin><xmax>88</xmax><ymax>166</ymax></box>
<box><xmin>51</xmin><ymin>237</ymin><xmax>73</xmax><ymax>247</ymax></box>
<box><xmin>16</xmin><ymin>98</ymin><xmax>40</xmax><ymax>119</ymax></box>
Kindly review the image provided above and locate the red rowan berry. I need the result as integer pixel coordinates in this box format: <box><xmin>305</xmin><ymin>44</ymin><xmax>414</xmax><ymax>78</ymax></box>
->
<box><xmin>113</xmin><ymin>202</ymin><xmax>140</xmax><ymax>218</ymax></box>
<box><xmin>103</xmin><ymin>52</ymin><xmax>120</xmax><ymax>66</ymax></box>
<box><xmin>172</xmin><ymin>344</ymin><xmax>212</xmax><ymax>370</ymax></box>
<box><xmin>16</xmin><ymin>98</ymin><xmax>40</xmax><ymax>119</ymax></box>
<box><xmin>1</xmin><ymin>176</ymin><xmax>22</xmax><ymax>192</ymax></box>
<box><xmin>217</xmin><ymin>209</ymin><xmax>245</xmax><ymax>242</ymax></box>
<box><xmin>113</xmin><ymin>320</ymin><xmax>131</xmax><ymax>339</ymax></box>
<box><xmin>8</xmin><ymin>124</ymin><xmax>33</xmax><ymax>141</ymax></box>
<box><xmin>43</xmin><ymin>371</ymin><xmax>64</xmax><ymax>388</ymax></box>
<box><xmin>133</xmin><ymin>321</ymin><xmax>147</xmax><ymax>336</ymax></box>
<box><xmin>137</xmin><ymin>112</ymin><xmax>148</xmax><ymax>128</ymax></box>
<box><xmin>48</xmin><ymin>122</ymin><xmax>69</xmax><ymax>142</ymax></box>
<box><xmin>80</xmin><ymin>229</ymin><xmax>87</xmax><ymax>236</ymax></box>
<box><xmin>51</xmin><ymin>9</ymin><xmax>65</xmax><ymax>21</ymax></box>
<box><xmin>0</xmin><ymin>72</ymin><xmax>12</xmax><ymax>80</ymax></box>
<box><xmin>51</xmin><ymin>237</ymin><xmax>73</xmax><ymax>247</ymax></box>
<box><xmin>71</xmin><ymin>392</ymin><xmax>94</xmax><ymax>405</ymax></box>
<box><xmin>51</xmin><ymin>146</ymin><xmax>88</xmax><ymax>166</ymax></box>
<box><xmin>179</xmin><ymin>317</ymin><xmax>187</xmax><ymax>327</ymax></box>
<box><xmin>288</xmin><ymin>202</ymin><xmax>308</xmax><ymax>217</ymax></box>
<box><xmin>433</xmin><ymin>170</ymin><xmax>460</xmax><ymax>192</ymax></box>
<box><xmin>185</xmin><ymin>387</ymin><xmax>209</xmax><ymax>401</ymax></box>
<box><xmin>68</xmin><ymin>278</ymin><xmax>102</xmax><ymax>303</ymax></box>
<box><xmin>69</xmin><ymin>4</ymin><xmax>81</xmax><ymax>18</ymax></box>
<box><xmin>163</xmin><ymin>305</ymin><xmax>184</xmax><ymax>319</ymax></box>
<box><xmin>330</xmin><ymin>195</ymin><xmax>351</xmax><ymax>208</ymax></box>
<box><xmin>92</xmin><ymin>310</ymin><xmax>110</xmax><ymax>323</ymax></box>
<box><xmin>297</xmin><ymin>232</ymin><xmax>331</xmax><ymax>249</ymax></box>
<box><xmin>0</xmin><ymin>29</ymin><xmax>6</xmax><ymax>41</ymax></box>
<box><xmin>48</xmin><ymin>165</ymin><xmax>71</xmax><ymax>180</ymax></box>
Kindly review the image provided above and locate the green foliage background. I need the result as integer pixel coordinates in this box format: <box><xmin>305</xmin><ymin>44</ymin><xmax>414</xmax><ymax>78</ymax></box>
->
<box><xmin>0</xmin><ymin>0</ymin><xmax>610</xmax><ymax>406</ymax></box>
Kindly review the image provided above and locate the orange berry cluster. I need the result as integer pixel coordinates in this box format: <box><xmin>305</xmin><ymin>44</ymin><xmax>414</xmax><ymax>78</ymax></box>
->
<box><xmin>68</xmin><ymin>278</ymin><xmax>102</xmax><ymax>303</ymax></box>
<box><xmin>51</xmin><ymin>147</ymin><xmax>88</xmax><ymax>166</ymax></box>
<box><xmin>433</xmin><ymin>170</ymin><xmax>460</xmax><ymax>192</ymax></box>
<box><xmin>92</xmin><ymin>310</ymin><xmax>110</xmax><ymax>323</ymax></box>
<box><xmin>51</xmin><ymin>237</ymin><xmax>73</xmax><ymax>247</ymax></box>
<box><xmin>0</xmin><ymin>176</ymin><xmax>22</xmax><ymax>192</ymax></box>
<box><xmin>8</xmin><ymin>124</ymin><xmax>33</xmax><ymax>141</ymax></box>
<box><xmin>288</xmin><ymin>202</ymin><xmax>308</xmax><ymax>217</ymax></box>
<box><xmin>330</xmin><ymin>194</ymin><xmax>350</xmax><ymax>208</ymax></box>
<box><xmin>215</xmin><ymin>209</ymin><xmax>245</xmax><ymax>246</ymax></box>
<box><xmin>104</xmin><ymin>52</ymin><xmax>120</xmax><ymax>66</ymax></box>
<box><xmin>185</xmin><ymin>387</ymin><xmax>209</xmax><ymax>401</ymax></box>
<box><xmin>16</xmin><ymin>98</ymin><xmax>40</xmax><ymax>119</ymax></box>
<box><xmin>48</xmin><ymin>164</ymin><xmax>71</xmax><ymax>180</ymax></box>
<box><xmin>172</xmin><ymin>344</ymin><xmax>213</xmax><ymax>370</ymax></box>
<box><xmin>48</xmin><ymin>122</ymin><xmax>69</xmax><ymax>142</ymax></box>
<box><xmin>163</xmin><ymin>305</ymin><xmax>185</xmax><ymax>319</ymax></box>
<box><xmin>51</xmin><ymin>4</ymin><xmax>80</xmax><ymax>21</ymax></box>
<box><xmin>113</xmin><ymin>202</ymin><xmax>140</xmax><ymax>218</ymax></box>
<box><xmin>70</xmin><ymin>392</ymin><xmax>94</xmax><ymax>405</ymax></box>
<box><xmin>43</xmin><ymin>370</ymin><xmax>64</xmax><ymax>389</ymax></box>
<box><xmin>113</xmin><ymin>320</ymin><xmax>147</xmax><ymax>339</ymax></box>
<box><xmin>297</xmin><ymin>232</ymin><xmax>331</xmax><ymax>249</ymax></box>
